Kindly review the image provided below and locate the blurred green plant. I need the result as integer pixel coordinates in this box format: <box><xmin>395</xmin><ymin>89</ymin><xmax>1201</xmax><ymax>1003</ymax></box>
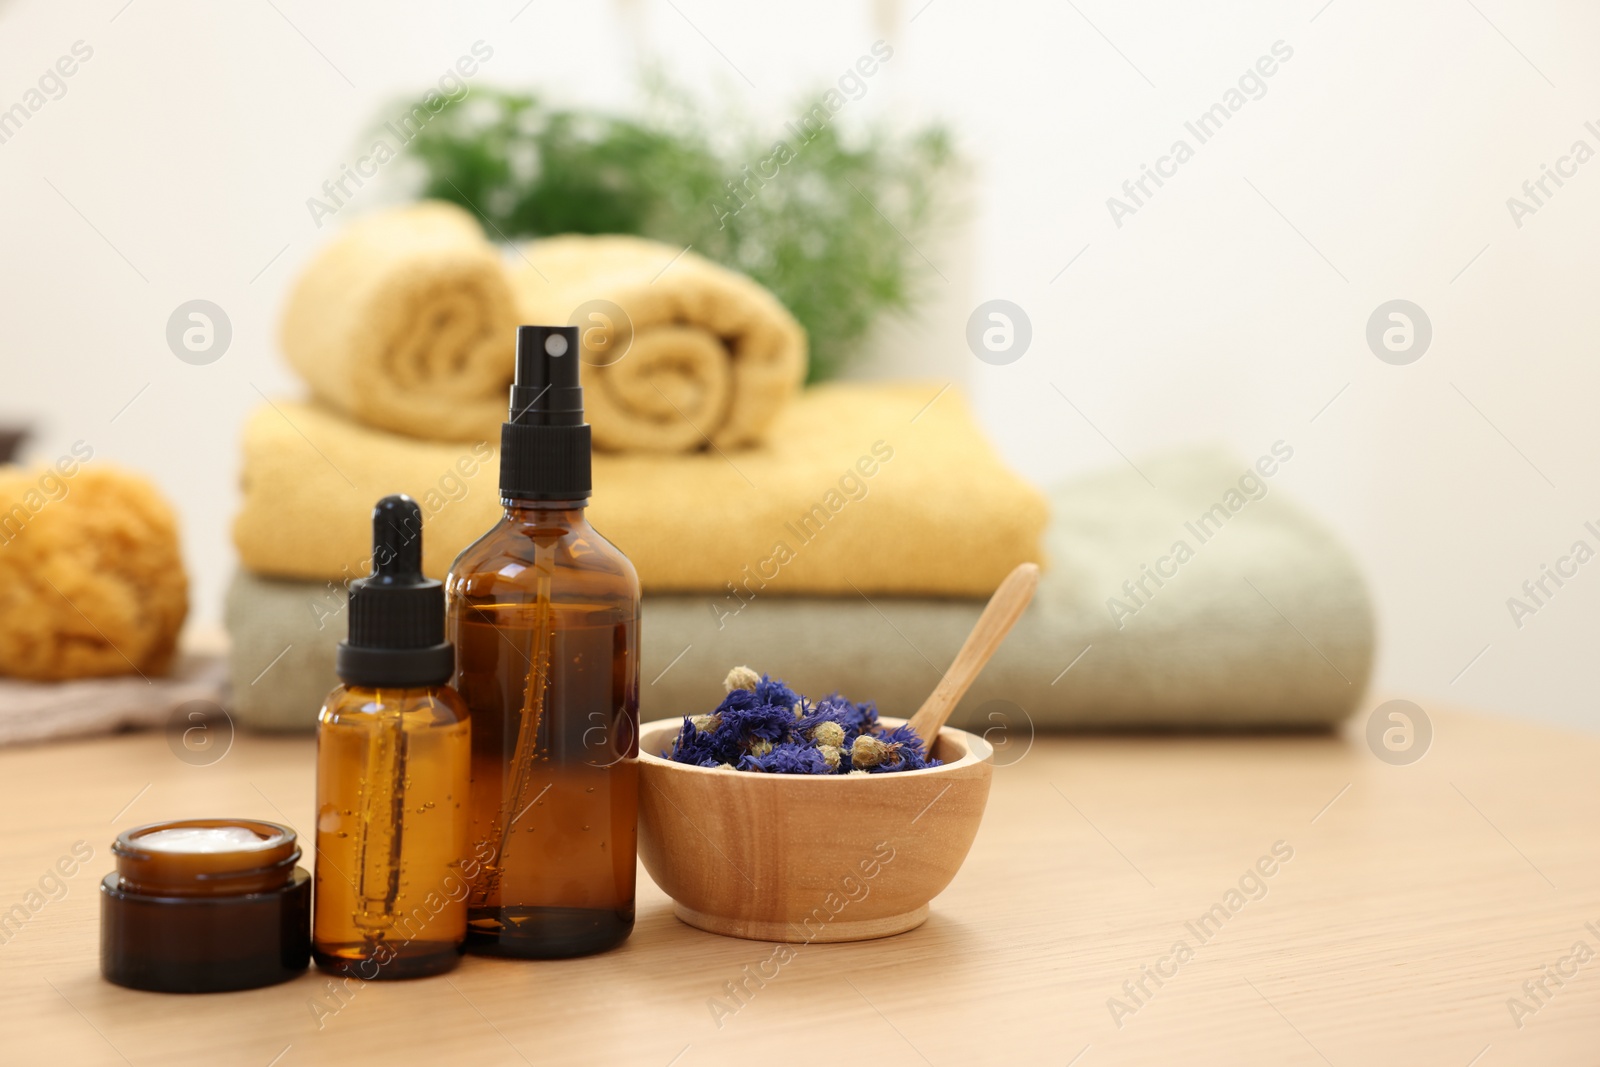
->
<box><xmin>399</xmin><ymin>88</ymin><xmax>957</xmax><ymax>382</ymax></box>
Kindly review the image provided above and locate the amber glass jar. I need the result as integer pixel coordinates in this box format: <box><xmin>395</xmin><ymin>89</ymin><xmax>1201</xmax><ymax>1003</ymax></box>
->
<box><xmin>447</xmin><ymin>497</ymin><xmax>640</xmax><ymax>958</ymax></box>
<box><xmin>100</xmin><ymin>819</ymin><xmax>310</xmax><ymax>992</ymax></box>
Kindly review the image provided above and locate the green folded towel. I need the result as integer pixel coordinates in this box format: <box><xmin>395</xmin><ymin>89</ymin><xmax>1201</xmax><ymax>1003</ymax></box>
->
<box><xmin>225</xmin><ymin>449</ymin><xmax>1373</xmax><ymax>732</ymax></box>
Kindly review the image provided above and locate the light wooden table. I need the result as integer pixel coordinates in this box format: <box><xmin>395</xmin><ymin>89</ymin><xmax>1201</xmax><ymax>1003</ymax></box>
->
<box><xmin>0</xmin><ymin>706</ymin><xmax>1594</xmax><ymax>1066</ymax></box>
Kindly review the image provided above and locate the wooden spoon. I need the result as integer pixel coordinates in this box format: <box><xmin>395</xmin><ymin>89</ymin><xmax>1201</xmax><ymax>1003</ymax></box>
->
<box><xmin>906</xmin><ymin>562</ymin><xmax>1040</xmax><ymax>754</ymax></box>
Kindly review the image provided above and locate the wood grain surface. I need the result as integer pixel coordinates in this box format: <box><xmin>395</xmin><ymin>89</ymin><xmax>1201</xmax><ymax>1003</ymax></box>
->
<box><xmin>0</xmin><ymin>705</ymin><xmax>1595</xmax><ymax>1066</ymax></box>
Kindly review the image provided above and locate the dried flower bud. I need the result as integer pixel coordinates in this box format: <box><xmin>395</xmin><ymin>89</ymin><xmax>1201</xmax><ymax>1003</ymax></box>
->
<box><xmin>747</xmin><ymin>738</ymin><xmax>774</xmax><ymax>757</ymax></box>
<box><xmin>811</xmin><ymin>721</ymin><xmax>845</xmax><ymax>748</ymax></box>
<box><xmin>724</xmin><ymin>665</ymin><xmax>761</xmax><ymax>693</ymax></box>
<box><xmin>691</xmin><ymin>713</ymin><xmax>721</xmax><ymax>734</ymax></box>
<box><xmin>851</xmin><ymin>735</ymin><xmax>890</xmax><ymax>769</ymax></box>
<box><xmin>818</xmin><ymin>744</ymin><xmax>842</xmax><ymax>770</ymax></box>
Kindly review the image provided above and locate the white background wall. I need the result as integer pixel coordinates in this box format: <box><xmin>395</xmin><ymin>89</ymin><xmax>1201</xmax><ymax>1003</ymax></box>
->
<box><xmin>1</xmin><ymin>0</ymin><xmax>1595</xmax><ymax>730</ymax></box>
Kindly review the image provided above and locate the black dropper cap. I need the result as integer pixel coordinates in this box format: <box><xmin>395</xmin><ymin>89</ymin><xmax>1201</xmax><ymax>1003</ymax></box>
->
<box><xmin>499</xmin><ymin>325</ymin><xmax>592</xmax><ymax>502</ymax></box>
<box><xmin>335</xmin><ymin>495</ymin><xmax>454</xmax><ymax>688</ymax></box>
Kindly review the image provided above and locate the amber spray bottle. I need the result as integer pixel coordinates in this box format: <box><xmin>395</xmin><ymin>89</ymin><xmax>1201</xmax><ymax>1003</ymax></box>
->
<box><xmin>447</xmin><ymin>325</ymin><xmax>641</xmax><ymax>958</ymax></box>
<box><xmin>313</xmin><ymin>494</ymin><xmax>471</xmax><ymax>979</ymax></box>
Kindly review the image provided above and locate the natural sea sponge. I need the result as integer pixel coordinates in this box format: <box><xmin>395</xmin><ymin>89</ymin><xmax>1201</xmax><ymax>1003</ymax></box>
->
<box><xmin>0</xmin><ymin>465</ymin><xmax>188</xmax><ymax>680</ymax></box>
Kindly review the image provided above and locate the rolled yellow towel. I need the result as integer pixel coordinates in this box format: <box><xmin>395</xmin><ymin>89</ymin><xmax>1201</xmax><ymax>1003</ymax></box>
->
<box><xmin>233</xmin><ymin>382</ymin><xmax>1046</xmax><ymax>599</ymax></box>
<box><xmin>0</xmin><ymin>463</ymin><xmax>188</xmax><ymax>680</ymax></box>
<box><xmin>510</xmin><ymin>235</ymin><xmax>807</xmax><ymax>453</ymax></box>
<box><xmin>279</xmin><ymin>204</ymin><xmax>807</xmax><ymax>454</ymax></box>
<box><xmin>279</xmin><ymin>201</ymin><xmax>520</xmax><ymax>442</ymax></box>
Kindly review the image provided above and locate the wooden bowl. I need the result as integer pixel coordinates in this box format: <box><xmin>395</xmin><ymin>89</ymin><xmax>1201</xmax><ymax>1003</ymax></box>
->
<box><xmin>636</xmin><ymin>717</ymin><xmax>994</xmax><ymax>943</ymax></box>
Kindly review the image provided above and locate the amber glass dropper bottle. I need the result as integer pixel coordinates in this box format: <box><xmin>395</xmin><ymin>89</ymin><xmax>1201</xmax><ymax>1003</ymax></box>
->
<box><xmin>447</xmin><ymin>325</ymin><xmax>641</xmax><ymax>959</ymax></box>
<box><xmin>313</xmin><ymin>494</ymin><xmax>471</xmax><ymax>979</ymax></box>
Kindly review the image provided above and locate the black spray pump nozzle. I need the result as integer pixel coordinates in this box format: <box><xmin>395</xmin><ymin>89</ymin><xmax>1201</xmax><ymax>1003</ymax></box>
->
<box><xmin>509</xmin><ymin>325</ymin><xmax>584</xmax><ymax>427</ymax></box>
<box><xmin>335</xmin><ymin>494</ymin><xmax>454</xmax><ymax>688</ymax></box>
<box><xmin>499</xmin><ymin>325</ymin><xmax>593</xmax><ymax>502</ymax></box>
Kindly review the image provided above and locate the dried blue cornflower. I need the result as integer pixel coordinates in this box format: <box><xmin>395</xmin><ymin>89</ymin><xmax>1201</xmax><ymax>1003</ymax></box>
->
<box><xmin>801</xmin><ymin>693</ymin><xmax>875</xmax><ymax>748</ymax></box>
<box><xmin>710</xmin><ymin>699</ymin><xmax>793</xmax><ymax>752</ymax></box>
<box><xmin>854</xmin><ymin>699</ymin><xmax>883</xmax><ymax>733</ymax></box>
<box><xmin>738</xmin><ymin>741</ymin><xmax>831</xmax><ymax>775</ymax></box>
<box><xmin>753</xmin><ymin>675</ymin><xmax>801</xmax><ymax>713</ymax></box>
<box><xmin>664</xmin><ymin>714</ymin><xmax>725</xmax><ymax>767</ymax></box>
<box><xmin>665</xmin><ymin>666</ymin><xmax>942</xmax><ymax>775</ymax></box>
<box><xmin>872</xmin><ymin>723</ymin><xmax>938</xmax><ymax>772</ymax></box>
<box><xmin>666</xmin><ymin>668</ymin><xmax>799</xmax><ymax>766</ymax></box>
<box><xmin>796</xmin><ymin>702</ymin><xmax>848</xmax><ymax>742</ymax></box>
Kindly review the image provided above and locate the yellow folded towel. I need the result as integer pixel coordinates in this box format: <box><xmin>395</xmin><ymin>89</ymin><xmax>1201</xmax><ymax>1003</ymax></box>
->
<box><xmin>510</xmin><ymin>235</ymin><xmax>806</xmax><ymax>453</ymax></box>
<box><xmin>280</xmin><ymin>201</ymin><xmax>520</xmax><ymax>442</ymax></box>
<box><xmin>279</xmin><ymin>203</ymin><xmax>807</xmax><ymax>453</ymax></box>
<box><xmin>0</xmin><ymin>464</ymin><xmax>188</xmax><ymax>681</ymax></box>
<box><xmin>234</xmin><ymin>382</ymin><xmax>1045</xmax><ymax>598</ymax></box>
